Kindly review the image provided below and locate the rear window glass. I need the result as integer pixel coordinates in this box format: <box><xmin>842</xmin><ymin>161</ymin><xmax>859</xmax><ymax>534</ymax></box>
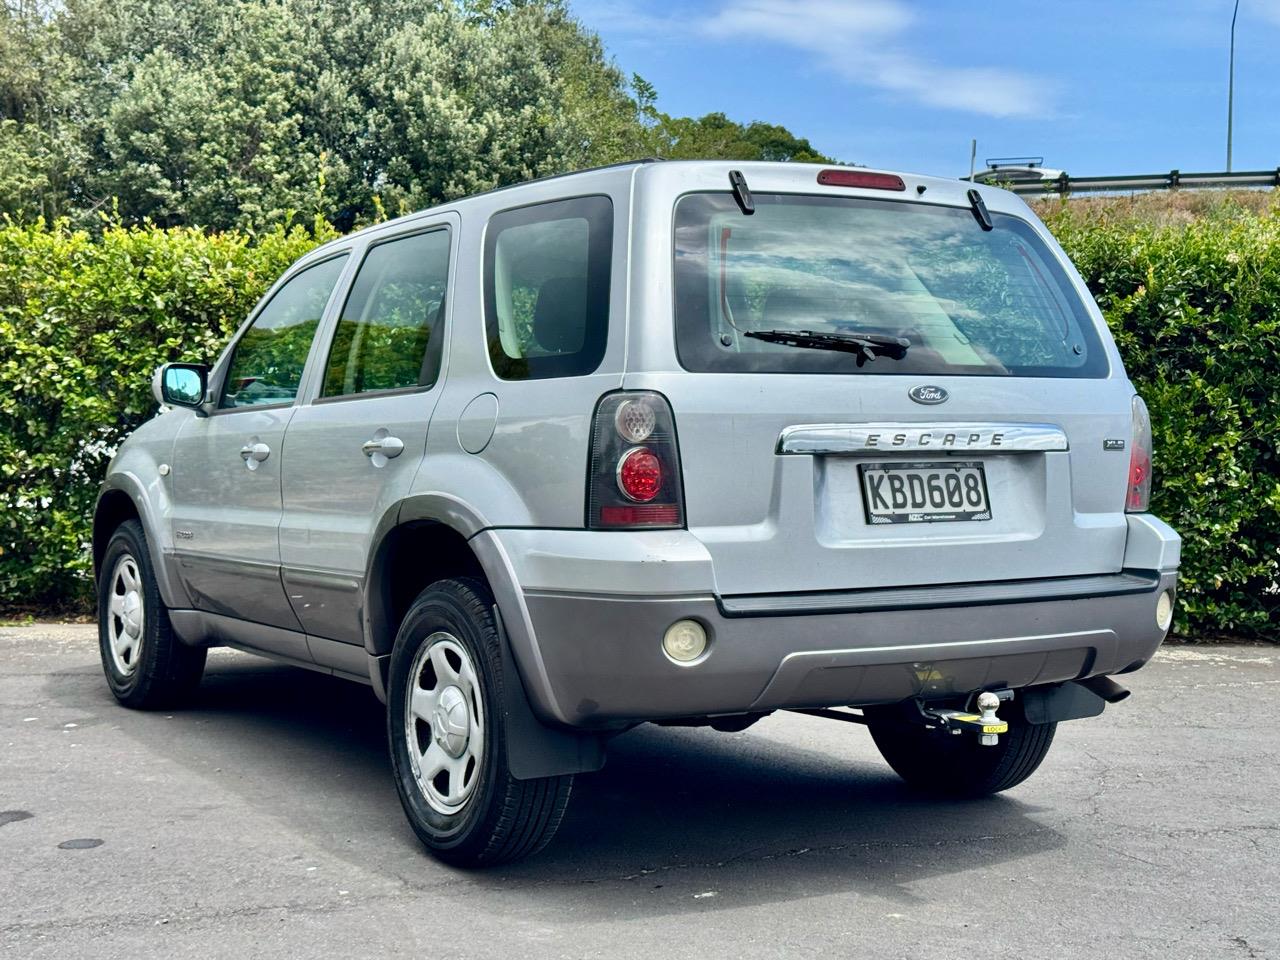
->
<box><xmin>484</xmin><ymin>195</ymin><xmax>612</xmax><ymax>380</ymax></box>
<box><xmin>673</xmin><ymin>193</ymin><xmax>1107</xmax><ymax>378</ymax></box>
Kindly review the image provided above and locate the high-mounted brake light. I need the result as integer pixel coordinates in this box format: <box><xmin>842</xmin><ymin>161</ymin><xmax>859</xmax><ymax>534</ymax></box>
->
<box><xmin>1126</xmin><ymin>395</ymin><xmax>1153</xmax><ymax>512</ymax></box>
<box><xmin>817</xmin><ymin>169</ymin><xmax>906</xmax><ymax>191</ymax></box>
<box><xmin>588</xmin><ymin>392</ymin><xmax>685</xmax><ymax>529</ymax></box>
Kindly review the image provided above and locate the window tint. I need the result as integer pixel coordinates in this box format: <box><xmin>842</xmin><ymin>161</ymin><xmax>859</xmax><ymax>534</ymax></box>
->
<box><xmin>673</xmin><ymin>193</ymin><xmax>1107</xmax><ymax>378</ymax></box>
<box><xmin>221</xmin><ymin>256</ymin><xmax>347</xmax><ymax>408</ymax></box>
<box><xmin>321</xmin><ymin>229</ymin><xmax>450</xmax><ymax>398</ymax></box>
<box><xmin>484</xmin><ymin>195</ymin><xmax>612</xmax><ymax>380</ymax></box>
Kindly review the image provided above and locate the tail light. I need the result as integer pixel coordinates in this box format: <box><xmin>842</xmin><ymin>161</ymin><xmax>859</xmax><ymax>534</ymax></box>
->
<box><xmin>588</xmin><ymin>392</ymin><xmax>684</xmax><ymax>529</ymax></box>
<box><xmin>1126</xmin><ymin>395</ymin><xmax>1152</xmax><ymax>512</ymax></box>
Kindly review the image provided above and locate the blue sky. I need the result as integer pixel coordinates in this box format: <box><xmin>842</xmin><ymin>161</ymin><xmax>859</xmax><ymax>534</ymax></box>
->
<box><xmin>570</xmin><ymin>0</ymin><xmax>1280</xmax><ymax>178</ymax></box>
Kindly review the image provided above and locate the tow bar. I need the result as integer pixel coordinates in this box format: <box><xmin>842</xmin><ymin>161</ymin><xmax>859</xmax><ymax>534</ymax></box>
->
<box><xmin>921</xmin><ymin>691</ymin><xmax>1009</xmax><ymax>746</ymax></box>
<box><xmin>790</xmin><ymin>690</ymin><xmax>1013</xmax><ymax>746</ymax></box>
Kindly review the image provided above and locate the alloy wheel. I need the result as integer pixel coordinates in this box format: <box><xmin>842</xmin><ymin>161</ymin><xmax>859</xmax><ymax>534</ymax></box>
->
<box><xmin>404</xmin><ymin>632</ymin><xmax>485</xmax><ymax>815</ymax></box>
<box><xmin>106</xmin><ymin>554</ymin><xmax>145</xmax><ymax>676</ymax></box>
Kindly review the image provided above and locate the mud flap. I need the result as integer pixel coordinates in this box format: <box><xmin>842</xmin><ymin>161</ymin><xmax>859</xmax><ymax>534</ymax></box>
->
<box><xmin>1023</xmin><ymin>681</ymin><xmax>1107</xmax><ymax>725</ymax></box>
<box><xmin>493</xmin><ymin>607</ymin><xmax>608</xmax><ymax>780</ymax></box>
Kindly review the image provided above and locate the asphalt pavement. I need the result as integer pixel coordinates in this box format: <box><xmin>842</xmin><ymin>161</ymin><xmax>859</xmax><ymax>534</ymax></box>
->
<box><xmin>2</xmin><ymin>624</ymin><xmax>1277</xmax><ymax>960</ymax></box>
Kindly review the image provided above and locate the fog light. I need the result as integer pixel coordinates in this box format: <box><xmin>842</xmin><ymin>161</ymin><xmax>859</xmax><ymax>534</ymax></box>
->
<box><xmin>662</xmin><ymin>619</ymin><xmax>708</xmax><ymax>663</ymax></box>
<box><xmin>1156</xmin><ymin>590</ymin><xmax>1175</xmax><ymax>632</ymax></box>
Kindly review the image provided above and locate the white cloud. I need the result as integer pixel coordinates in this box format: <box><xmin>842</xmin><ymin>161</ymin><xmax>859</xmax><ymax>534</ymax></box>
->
<box><xmin>701</xmin><ymin>0</ymin><xmax>912</xmax><ymax>46</ymax></box>
<box><xmin>584</xmin><ymin>0</ymin><xmax>1054</xmax><ymax>118</ymax></box>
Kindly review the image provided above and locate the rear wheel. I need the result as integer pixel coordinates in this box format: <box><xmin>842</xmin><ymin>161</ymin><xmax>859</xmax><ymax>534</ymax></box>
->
<box><xmin>867</xmin><ymin>700</ymin><xmax>1056</xmax><ymax>798</ymax></box>
<box><xmin>97</xmin><ymin>519</ymin><xmax>206</xmax><ymax>708</ymax></box>
<box><xmin>387</xmin><ymin>577</ymin><xmax>573</xmax><ymax>867</ymax></box>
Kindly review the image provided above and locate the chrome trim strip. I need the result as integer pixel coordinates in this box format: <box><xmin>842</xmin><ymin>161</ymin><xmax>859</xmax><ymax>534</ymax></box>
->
<box><xmin>777</xmin><ymin>422</ymin><xmax>1069</xmax><ymax>455</ymax></box>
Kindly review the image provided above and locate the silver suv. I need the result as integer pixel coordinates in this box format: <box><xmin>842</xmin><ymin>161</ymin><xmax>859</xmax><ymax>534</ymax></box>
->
<box><xmin>93</xmin><ymin>161</ymin><xmax>1181</xmax><ymax>866</ymax></box>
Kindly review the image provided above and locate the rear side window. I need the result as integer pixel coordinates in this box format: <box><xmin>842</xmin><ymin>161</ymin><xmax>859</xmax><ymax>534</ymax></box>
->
<box><xmin>484</xmin><ymin>195</ymin><xmax>612</xmax><ymax>380</ymax></box>
<box><xmin>221</xmin><ymin>255</ymin><xmax>348</xmax><ymax>409</ymax></box>
<box><xmin>673</xmin><ymin>193</ymin><xmax>1108</xmax><ymax>378</ymax></box>
<box><xmin>321</xmin><ymin>228</ymin><xmax>450</xmax><ymax>398</ymax></box>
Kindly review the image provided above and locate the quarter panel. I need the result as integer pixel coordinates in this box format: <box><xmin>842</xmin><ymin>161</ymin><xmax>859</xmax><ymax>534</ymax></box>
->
<box><xmin>423</xmin><ymin>176</ymin><xmax>631</xmax><ymax>528</ymax></box>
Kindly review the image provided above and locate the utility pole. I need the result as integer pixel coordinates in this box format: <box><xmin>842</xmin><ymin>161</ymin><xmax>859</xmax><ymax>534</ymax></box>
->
<box><xmin>968</xmin><ymin>139</ymin><xmax>977</xmax><ymax>182</ymax></box>
<box><xmin>1227</xmin><ymin>0</ymin><xmax>1240</xmax><ymax>172</ymax></box>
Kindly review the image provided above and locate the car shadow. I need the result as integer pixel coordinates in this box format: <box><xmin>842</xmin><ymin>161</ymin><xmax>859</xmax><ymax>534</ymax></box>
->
<box><xmin>52</xmin><ymin>651</ymin><xmax>1065</xmax><ymax>918</ymax></box>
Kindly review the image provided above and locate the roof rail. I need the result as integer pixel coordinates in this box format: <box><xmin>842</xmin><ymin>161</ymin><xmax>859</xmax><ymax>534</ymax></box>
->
<box><xmin>461</xmin><ymin>157</ymin><xmax>666</xmax><ymax>203</ymax></box>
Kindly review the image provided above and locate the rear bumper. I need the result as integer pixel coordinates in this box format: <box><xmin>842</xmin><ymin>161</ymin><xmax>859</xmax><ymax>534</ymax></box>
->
<box><xmin>481</xmin><ymin>517</ymin><xmax>1180</xmax><ymax>727</ymax></box>
<box><xmin>522</xmin><ymin>572</ymin><xmax>1176</xmax><ymax>725</ymax></box>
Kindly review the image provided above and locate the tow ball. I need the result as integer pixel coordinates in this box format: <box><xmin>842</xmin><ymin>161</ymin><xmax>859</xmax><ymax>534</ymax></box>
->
<box><xmin>922</xmin><ymin>691</ymin><xmax>1009</xmax><ymax>746</ymax></box>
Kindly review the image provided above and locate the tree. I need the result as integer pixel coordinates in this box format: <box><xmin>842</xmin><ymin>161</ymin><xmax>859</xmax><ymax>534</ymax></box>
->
<box><xmin>0</xmin><ymin>0</ymin><xmax>835</xmax><ymax>229</ymax></box>
<box><xmin>0</xmin><ymin>0</ymin><xmax>75</xmax><ymax>219</ymax></box>
<box><xmin>647</xmin><ymin>110</ymin><xmax>833</xmax><ymax>164</ymax></box>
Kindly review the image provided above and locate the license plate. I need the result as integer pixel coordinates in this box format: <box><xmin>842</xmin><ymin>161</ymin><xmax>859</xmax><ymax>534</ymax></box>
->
<box><xmin>859</xmin><ymin>461</ymin><xmax>992</xmax><ymax>524</ymax></box>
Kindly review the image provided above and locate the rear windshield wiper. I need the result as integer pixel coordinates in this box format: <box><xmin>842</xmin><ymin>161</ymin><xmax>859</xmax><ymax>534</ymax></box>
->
<box><xmin>744</xmin><ymin>329</ymin><xmax>910</xmax><ymax>367</ymax></box>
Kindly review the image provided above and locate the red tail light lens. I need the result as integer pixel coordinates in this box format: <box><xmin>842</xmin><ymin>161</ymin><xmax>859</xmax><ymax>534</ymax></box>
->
<box><xmin>1127</xmin><ymin>395</ymin><xmax>1153</xmax><ymax>512</ymax></box>
<box><xmin>617</xmin><ymin>447</ymin><xmax>663</xmax><ymax>502</ymax></box>
<box><xmin>599</xmin><ymin>504</ymin><xmax>680</xmax><ymax>526</ymax></box>
<box><xmin>588</xmin><ymin>392</ymin><xmax>684</xmax><ymax>529</ymax></box>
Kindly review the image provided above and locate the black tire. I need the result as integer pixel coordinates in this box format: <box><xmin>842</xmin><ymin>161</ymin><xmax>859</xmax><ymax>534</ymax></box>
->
<box><xmin>97</xmin><ymin>519</ymin><xmax>206</xmax><ymax>709</ymax></box>
<box><xmin>386</xmin><ymin>577</ymin><xmax>572</xmax><ymax>867</ymax></box>
<box><xmin>868</xmin><ymin>700</ymin><xmax>1056</xmax><ymax>798</ymax></box>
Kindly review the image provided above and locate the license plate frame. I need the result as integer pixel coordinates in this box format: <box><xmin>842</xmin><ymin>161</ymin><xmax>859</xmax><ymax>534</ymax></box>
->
<box><xmin>859</xmin><ymin>460</ymin><xmax>992</xmax><ymax>524</ymax></box>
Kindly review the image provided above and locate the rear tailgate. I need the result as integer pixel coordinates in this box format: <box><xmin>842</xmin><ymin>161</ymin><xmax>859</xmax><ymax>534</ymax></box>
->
<box><xmin>623</xmin><ymin>163</ymin><xmax>1136</xmax><ymax>598</ymax></box>
<box><xmin>625</xmin><ymin>372</ymin><xmax>1134</xmax><ymax>596</ymax></box>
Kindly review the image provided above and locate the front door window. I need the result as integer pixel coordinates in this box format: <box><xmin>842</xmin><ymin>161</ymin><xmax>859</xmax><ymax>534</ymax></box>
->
<box><xmin>221</xmin><ymin>256</ymin><xmax>348</xmax><ymax>408</ymax></box>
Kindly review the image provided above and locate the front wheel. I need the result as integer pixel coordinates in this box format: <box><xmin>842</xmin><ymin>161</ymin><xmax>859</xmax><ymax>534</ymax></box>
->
<box><xmin>867</xmin><ymin>700</ymin><xmax>1056</xmax><ymax>798</ymax></box>
<box><xmin>386</xmin><ymin>578</ymin><xmax>572</xmax><ymax>867</ymax></box>
<box><xmin>97</xmin><ymin>519</ymin><xmax>206</xmax><ymax>709</ymax></box>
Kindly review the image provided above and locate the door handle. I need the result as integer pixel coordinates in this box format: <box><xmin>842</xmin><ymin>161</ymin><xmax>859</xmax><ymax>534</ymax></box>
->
<box><xmin>239</xmin><ymin>441</ymin><xmax>271</xmax><ymax>470</ymax></box>
<box><xmin>362</xmin><ymin>435</ymin><xmax>404</xmax><ymax>460</ymax></box>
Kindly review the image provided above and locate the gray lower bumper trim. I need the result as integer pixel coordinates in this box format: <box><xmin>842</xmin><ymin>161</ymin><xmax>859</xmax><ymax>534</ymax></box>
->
<box><xmin>718</xmin><ymin>570</ymin><xmax>1162</xmax><ymax>618</ymax></box>
<box><xmin>522</xmin><ymin>570</ymin><xmax>1176</xmax><ymax>724</ymax></box>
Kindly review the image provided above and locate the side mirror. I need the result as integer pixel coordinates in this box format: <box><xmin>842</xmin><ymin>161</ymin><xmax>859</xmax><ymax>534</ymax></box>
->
<box><xmin>153</xmin><ymin>363</ymin><xmax>209</xmax><ymax>411</ymax></box>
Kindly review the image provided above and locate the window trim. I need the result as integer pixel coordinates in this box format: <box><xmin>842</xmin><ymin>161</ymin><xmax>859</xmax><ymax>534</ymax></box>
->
<box><xmin>669</xmin><ymin>190</ymin><xmax>1112</xmax><ymax>380</ymax></box>
<box><xmin>482</xmin><ymin>193</ymin><xmax>614</xmax><ymax>382</ymax></box>
<box><xmin>313</xmin><ymin>223</ymin><xmax>454</xmax><ymax>405</ymax></box>
<box><xmin>212</xmin><ymin>250</ymin><xmax>352</xmax><ymax>415</ymax></box>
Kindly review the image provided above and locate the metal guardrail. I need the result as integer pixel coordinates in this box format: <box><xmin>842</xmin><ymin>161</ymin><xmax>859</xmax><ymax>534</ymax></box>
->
<box><xmin>986</xmin><ymin>168</ymin><xmax>1280</xmax><ymax>196</ymax></box>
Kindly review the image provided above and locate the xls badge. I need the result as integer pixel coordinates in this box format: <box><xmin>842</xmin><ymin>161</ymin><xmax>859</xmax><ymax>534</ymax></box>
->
<box><xmin>908</xmin><ymin>385</ymin><xmax>948</xmax><ymax>405</ymax></box>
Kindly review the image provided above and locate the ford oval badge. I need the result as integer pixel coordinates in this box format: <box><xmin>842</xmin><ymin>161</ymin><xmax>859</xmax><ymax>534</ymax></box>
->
<box><xmin>909</xmin><ymin>385</ymin><xmax>948</xmax><ymax>405</ymax></box>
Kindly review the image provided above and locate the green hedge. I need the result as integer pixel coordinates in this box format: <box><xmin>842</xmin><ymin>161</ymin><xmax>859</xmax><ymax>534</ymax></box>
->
<box><xmin>1</xmin><ymin>204</ymin><xmax>1277</xmax><ymax>638</ymax></box>
<box><xmin>0</xmin><ymin>218</ymin><xmax>333</xmax><ymax>605</ymax></box>
<box><xmin>1042</xmin><ymin>196</ymin><xmax>1279</xmax><ymax>638</ymax></box>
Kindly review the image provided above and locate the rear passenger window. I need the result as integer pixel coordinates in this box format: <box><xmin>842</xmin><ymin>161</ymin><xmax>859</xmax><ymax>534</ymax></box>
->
<box><xmin>321</xmin><ymin>228</ymin><xmax>450</xmax><ymax>398</ymax></box>
<box><xmin>484</xmin><ymin>195</ymin><xmax>612</xmax><ymax>380</ymax></box>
